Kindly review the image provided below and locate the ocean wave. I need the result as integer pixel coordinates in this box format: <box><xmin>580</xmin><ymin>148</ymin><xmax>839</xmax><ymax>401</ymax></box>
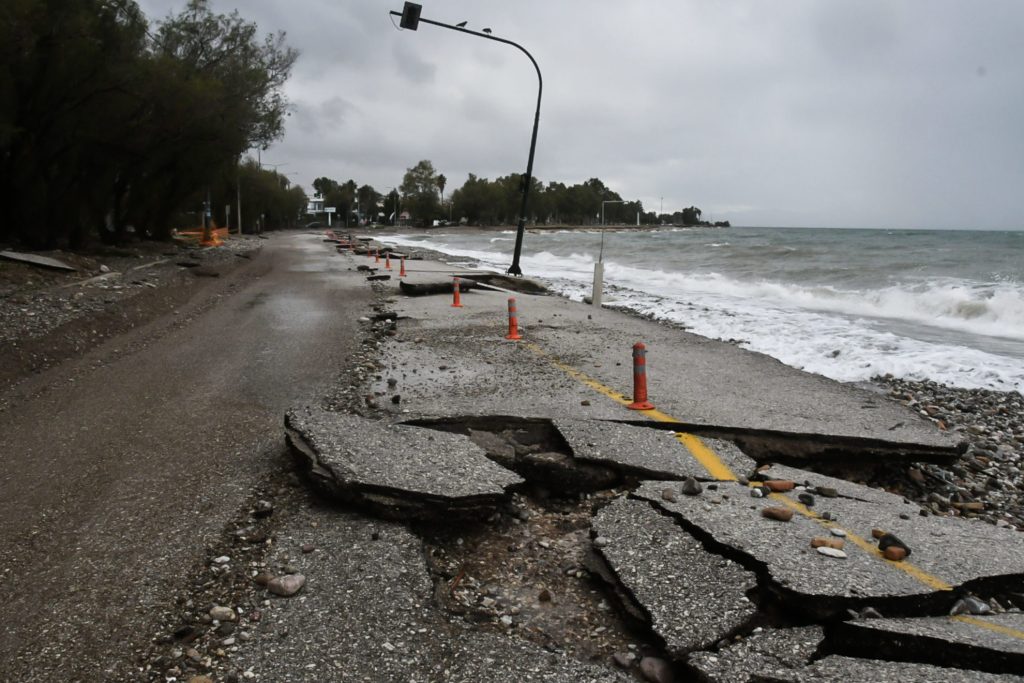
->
<box><xmin>594</xmin><ymin>262</ymin><xmax>1024</xmax><ymax>343</ymax></box>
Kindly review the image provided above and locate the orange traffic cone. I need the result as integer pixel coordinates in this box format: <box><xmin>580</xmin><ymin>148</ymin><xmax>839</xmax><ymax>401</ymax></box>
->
<box><xmin>626</xmin><ymin>342</ymin><xmax>655</xmax><ymax>410</ymax></box>
<box><xmin>399</xmin><ymin>256</ymin><xmax>407</xmax><ymax>278</ymax></box>
<box><xmin>452</xmin><ymin>277</ymin><xmax>464</xmax><ymax>308</ymax></box>
<box><xmin>385</xmin><ymin>252</ymin><xmax>392</xmax><ymax>270</ymax></box>
<box><xmin>505</xmin><ymin>297</ymin><xmax>522</xmax><ymax>340</ymax></box>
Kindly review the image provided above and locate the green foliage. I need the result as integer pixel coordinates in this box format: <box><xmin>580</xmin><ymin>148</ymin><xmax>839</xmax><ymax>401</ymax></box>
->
<box><xmin>400</xmin><ymin>160</ymin><xmax>441</xmax><ymax>226</ymax></box>
<box><xmin>227</xmin><ymin>159</ymin><xmax>305</xmax><ymax>231</ymax></box>
<box><xmin>0</xmin><ymin>0</ymin><xmax>297</xmax><ymax>248</ymax></box>
<box><xmin>681</xmin><ymin>206</ymin><xmax>702</xmax><ymax>226</ymax></box>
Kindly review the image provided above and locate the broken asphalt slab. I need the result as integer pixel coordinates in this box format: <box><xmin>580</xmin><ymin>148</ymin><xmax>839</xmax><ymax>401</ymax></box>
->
<box><xmin>554</xmin><ymin>418</ymin><xmax>756</xmax><ymax>481</ymax></box>
<box><xmin>590</xmin><ymin>496</ymin><xmax>758</xmax><ymax>656</ymax></box>
<box><xmin>833</xmin><ymin>613</ymin><xmax>1024</xmax><ymax>675</ymax></box>
<box><xmin>406</xmin><ymin>416</ymin><xmax>752</xmax><ymax>491</ymax></box>
<box><xmin>688</xmin><ymin>626</ymin><xmax>825</xmax><ymax>682</ymax></box>
<box><xmin>688</xmin><ymin>623</ymin><xmax>1024</xmax><ymax>682</ymax></box>
<box><xmin>375</xmin><ymin>276</ymin><xmax>961</xmax><ymax>462</ymax></box>
<box><xmin>770</xmin><ymin>655</ymin><xmax>1024</xmax><ymax>683</ymax></box>
<box><xmin>285</xmin><ymin>407</ymin><xmax>523</xmax><ymax>519</ymax></box>
<box><xmin>633</xmin><ymin>472</ymin><xmax>1024</xmax><ymax>617</ymax></box>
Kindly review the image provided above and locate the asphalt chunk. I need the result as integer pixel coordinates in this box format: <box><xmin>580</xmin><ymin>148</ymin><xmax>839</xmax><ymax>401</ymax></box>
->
<box><xmin>833</xmin><ymin>614</ymin><xmax>1024</xmax><ymax>675</ymax></box>
<box><xmin>591</xmin><ymin>497</ymin><xmax>757</xmax><ymax>656</ymax></box>
<box><xmin>634</xmin><ymin>479</ymin><xmax>1024</xmax><ymax>618</ymax></box>
<box><xmin>688</xmin><ymin>626</ymin><xmax>824</xmax><ymax>682</ymax></box>
<box><xmin>554</xmin><ymin>418</ymin><xmax>756</xmax><ymax>481</ymax></box>
<box><xmin>285</xmin><ymin>406</ymin><xmax>523</xmax><ymax>519</ymax></box>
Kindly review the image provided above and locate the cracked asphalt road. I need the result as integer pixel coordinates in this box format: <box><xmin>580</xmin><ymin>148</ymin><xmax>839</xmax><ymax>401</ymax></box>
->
<box><xmin>0</xmin><ymin>233</ymin><xmax>371</xmax><ymax>682</ymax></box>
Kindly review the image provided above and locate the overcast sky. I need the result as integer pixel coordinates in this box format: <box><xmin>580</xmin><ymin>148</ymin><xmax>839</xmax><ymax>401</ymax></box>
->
<box><xmin>136</xmin><ymin>0</ymin><xmax>1024</xmax><ymax>229</ymax></box>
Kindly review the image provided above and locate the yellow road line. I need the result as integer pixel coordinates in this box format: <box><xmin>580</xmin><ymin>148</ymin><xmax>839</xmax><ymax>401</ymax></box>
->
<box><xmin>524</xmin><ymin>342</ymin><xmax>737</xmax><ymax>481</ymax></box>
<box><xmin>767</xmin><ymin>495</ymin><xmax>954</xmax><ymax>591</ymax></box>
<box><xmin>953</xmin><ymin>615</ymin><xmax>1024</xmax><ymax>641</ymax></box>
<box><xmin>524</xmin><ymin>341</ymin><xmax>1024</xmax><ymax>641</ymax></box>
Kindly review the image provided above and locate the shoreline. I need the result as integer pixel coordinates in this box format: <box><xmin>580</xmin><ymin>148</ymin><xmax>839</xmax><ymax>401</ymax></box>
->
<box><xmin>372</xmin><ymin>232</ymin><xmax>1024</xmax><ymax>531</ymax></box>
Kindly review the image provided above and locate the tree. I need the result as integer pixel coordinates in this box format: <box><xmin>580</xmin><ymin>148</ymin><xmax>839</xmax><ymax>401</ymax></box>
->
<box><xmin>0</xmin><ymin>0</ymin><xmax>298</xmax><ymax>247</ymax></box>
<box><xmin>400</xmin><ymin>160</ymin><xmax>441</xmax><ymax>226</ymax></box>
<box><xmin>357</xmin><ymin>184</ymin><xmax>382</xmax><ymax>223</ymax></box>
<box><xmin>681</xmin><ymin>206</ymin><xmax>703</xmax><ymax>226</ymax></box>
<box><xmin>382</xmin><ymin>188</ymin><xmax>400</xmax><ymax>225</ymax></box>
<box><xmin>436</xmin><ymin>174</ymin><xmax>447</xmax><ymax>202</ymax></box>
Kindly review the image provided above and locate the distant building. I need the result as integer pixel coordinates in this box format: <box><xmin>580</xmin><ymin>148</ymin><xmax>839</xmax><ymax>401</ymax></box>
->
<box><xmin>306</xmin><ymin>193</ymin><xmax>325</xmax><ymax>215</ymax></box>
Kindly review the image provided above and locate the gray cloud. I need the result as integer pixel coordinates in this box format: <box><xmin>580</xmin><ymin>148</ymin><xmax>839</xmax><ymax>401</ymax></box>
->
<box><xmin>135</xmin><ymin>0</ymin><xmax>1024</xmax><ymax>229</ymax></box>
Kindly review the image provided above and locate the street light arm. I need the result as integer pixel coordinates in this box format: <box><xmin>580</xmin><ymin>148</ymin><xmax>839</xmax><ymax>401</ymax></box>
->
<box><xmin>389</xmin><ymin>9</ymin><xmax>542</xmax><ymax>276</ymax></box>
<box><xmin>394</xmin><ymin>14</ymin><xmax>544</xmax><ymax>92</ymax></box>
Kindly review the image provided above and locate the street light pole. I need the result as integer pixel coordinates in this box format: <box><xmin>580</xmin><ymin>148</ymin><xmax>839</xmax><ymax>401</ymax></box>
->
<box><xmin>390</xmin><ymin>2</ymin><xmax>542</xmax><ymax>275</ymax></box>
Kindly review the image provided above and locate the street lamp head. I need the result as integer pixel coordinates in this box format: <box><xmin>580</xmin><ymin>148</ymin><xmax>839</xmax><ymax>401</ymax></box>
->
<box><xmin>399</xmin><ymin>2</ymin><xmax>421</xmax><ymax>30</ymax></box>
<box><xmin>455</xmin><ymin>20</ymin><xmax>467</xmax><ymax>27</ymax></box>
<box><xmin>482</xmin><ymin>27</ymin><xmax>492</xmax><ymax>34</ymax></box>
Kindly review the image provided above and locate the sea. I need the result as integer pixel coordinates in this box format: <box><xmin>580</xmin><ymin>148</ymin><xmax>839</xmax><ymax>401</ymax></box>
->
<box><xmin>378</xmin><ymin>227</ymin><xmax>1024</xmax><ymax>395</ymax></box>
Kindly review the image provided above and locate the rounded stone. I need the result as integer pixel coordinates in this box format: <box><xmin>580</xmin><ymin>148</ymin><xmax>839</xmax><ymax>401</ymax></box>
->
<box><xmin>639</xmin><ymin>656</ymin><xmax>673</xmax><ymax>683</ymax></box>
<box><xmin>882</xmin><ymin>546</ymin><xmax>907</xmax><ymax>561</ymax></box>
<box><xmin>267</xmin><ymin>574</ymin><xmax>306</xmax><ymax>597</ymax></box>
<box><xmin>761</xmin><ymin>506</ymin><xmax>794</xmax><ymax>522</ymax></box>
<box><xmin>209</xmin><ymin>606</ymin><xmax>237</xmax><ymax>622</ymax></box>
<box><xmin>816</xmin><ymin>546</ymin><xmax>848</xmax><ymax>559</ymax></box>
<box><xmin>681</xmin><ymin>477</ymin><xmax>703</xmax><ymax>496</ymax></box>
<box><xmin>811</xmin><ymin>537</ymin><xmax>845</xmax><ymax>550</ymax></box>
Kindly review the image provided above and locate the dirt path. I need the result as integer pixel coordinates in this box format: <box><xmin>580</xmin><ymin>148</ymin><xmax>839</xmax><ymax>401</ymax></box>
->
<box><xmin>0</xmin><ymin>232</ymin><xmax>371</xmax><ymax>682</ymax></box>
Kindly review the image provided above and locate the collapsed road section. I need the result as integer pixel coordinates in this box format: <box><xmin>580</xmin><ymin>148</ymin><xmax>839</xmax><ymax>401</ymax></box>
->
<box><xmin>283</xmin><ymin>405</ymin><xmax>1024</xmax><ymax>680</ymax></box>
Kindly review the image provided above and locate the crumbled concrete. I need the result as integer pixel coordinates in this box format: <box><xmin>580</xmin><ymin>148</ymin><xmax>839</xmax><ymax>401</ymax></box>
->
<box><xmin>634</xmin><ymin>479</ymin><xmax>1024</xmax><ymax>616</ymax></box>
<box><xmin>285</xmin><ymin>407</ymin><xmax>523</xmax><ymax>519</ymax></box>
<box><xmin>590</xmin><ymin>497</ymin><xmax>757</xmax><ymax>656</ymax></box>
<box><xmin>554</xmin><ymin>419</ymin><xmax>756</xmax><ymax>481</ymax></box>
<box><xmin>229</xmin><ymin>504</ymin><xmax>629</xmax><ymax>682</ymax></box>
<box><xmin>834</xmin><ymin>614</ymin><xmax>1024</xmax><ymax>675</ymax></box>
<box><xmin>688</xmin><ymin>626</ymin><xmax>824</xmax><ymax>682</ymax></box>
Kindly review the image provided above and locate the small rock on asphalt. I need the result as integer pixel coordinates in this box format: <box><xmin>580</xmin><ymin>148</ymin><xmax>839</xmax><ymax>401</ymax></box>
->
<box><xmin>882</xmin><ymin>546</ymin><xmax>908</xmax><ymax>562</ymax></box>
<box><xmin>613</xmin><ymin>652</ymin><xmax>636</xmax><ymax>669</ymax></box>
<box><xmin>816</xmin><ymin>546</ymin><xmax>848</xmax><ymax>559</ymax></box>
<box><xmin>681</xmin><ymin>477</ymin><xmax>702</xmax><ymax>496</ymax></box>
<box><xmin>639</xmin><ymin>656</ymin><xmax>673</xmax><ymax>683</ymax></box>
<box><xmin>267</xmin><ymin>573</ymin><xmax>306</xmax><ymax>597</ymax></box>
<box><xmin>762</xmin><ymin>506</ymin><xmax>794</xmax><ymax>522</ymax></box>
<box><xmin>209</xmin><ymin>606</ymin><xmax>236</xmax><ymax>622</ymax></box>
<box><xmin>253</xmin><ymin>499</ymin><xmax>274</xmax><ymax>518</ymax></box>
